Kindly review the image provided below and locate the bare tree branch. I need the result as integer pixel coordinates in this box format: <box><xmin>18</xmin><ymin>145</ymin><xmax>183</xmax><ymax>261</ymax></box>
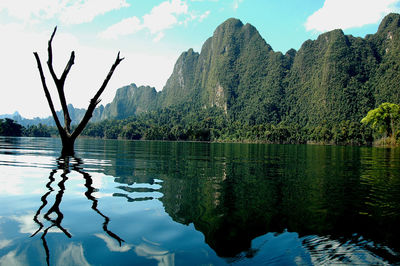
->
<box><xmin>35</xmin><ymin>26</ymin><xmax>123</xmax><ymax>155</ymax></box>
<box><xmin>33</xmin><ymin>52</ymin><xmax>66</xmax><ymax>137</ymax></box>
<box><xmin>60</xmin><ymin>51</ymin><xmax>75</xmax><ymax>86</ymax></box>
<box><xmin>46</xmin><ymin>26</ymin><xmax>73</xmax><ymax>133</ymax></box>
<box><xmin>71</xmin><ymin>52</ymin><xmax>124</xmax><ymax>139</ymax></box>
<box><xmin>47</xmin><ymin>27</ymin><xmax>57</xmax><ymax>82</ymax></box>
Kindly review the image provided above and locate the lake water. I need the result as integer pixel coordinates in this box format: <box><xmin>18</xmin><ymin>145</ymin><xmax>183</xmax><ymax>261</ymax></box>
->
<box><xmin>0</xmin><ymin>137</ymin><xmax>399</xmax><ymax>265</ymax></box>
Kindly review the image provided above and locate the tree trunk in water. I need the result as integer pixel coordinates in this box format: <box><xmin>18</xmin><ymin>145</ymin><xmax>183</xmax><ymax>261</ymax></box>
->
<box><xmin>61</xmin><ymin>136</ymin><xmax>76</xmax><ymax>157</ymax></box>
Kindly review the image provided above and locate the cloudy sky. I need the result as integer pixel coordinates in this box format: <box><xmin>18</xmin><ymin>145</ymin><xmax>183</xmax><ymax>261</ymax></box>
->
<box><xmin>1</xmin><ymin>0</ymin><xmax>399</xmax><ymax>118</ymax></box>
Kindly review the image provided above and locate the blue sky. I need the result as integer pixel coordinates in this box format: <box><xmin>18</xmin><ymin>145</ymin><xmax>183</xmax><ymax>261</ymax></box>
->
<box><xmin>1</xmin><ymin>0</ymin><xmax>399</xmax><ymax>118</ymax></box>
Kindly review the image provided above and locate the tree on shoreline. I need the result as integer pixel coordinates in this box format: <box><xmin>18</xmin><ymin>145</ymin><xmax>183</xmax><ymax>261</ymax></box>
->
<box><xmin>0</xmin><ymin>118</ymin><xmax>23</xmax><ymax>136</ymax></box>
<box><xmin>361</xmin><ymin>102</ymin><xmax>400</xmax><ymax>144</ymax></box>
<box><xmin>33</xmin><ymin>27</ymin><xmax>123</xmax><ymax>156</ymax></box>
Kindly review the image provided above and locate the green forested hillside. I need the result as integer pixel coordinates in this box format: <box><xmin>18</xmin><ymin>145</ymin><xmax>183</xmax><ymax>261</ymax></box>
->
<box><xmin>367</xmin><ymin>14</ymin><xmax>400</xmax><ymax>105</ymax></box>
<box><xmin>103</xmin><ymin>14</ymin><xmax>399</xmax><ymax>126</ymax></box>
<box><xmin>284</xmin><ymin>29</ymin><xmax>377</xmax><ymax>126</ymax></box>
<box><xmin>59</xmin><ymin>14</ymin><xmax>400</xmax><ymax>143</ymax></box>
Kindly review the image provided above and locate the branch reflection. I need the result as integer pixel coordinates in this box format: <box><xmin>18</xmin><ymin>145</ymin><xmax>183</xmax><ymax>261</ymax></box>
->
<box><xmin>73</xmin><ymin>157</ymin><xmax>124</xmax><ymax>246</ymax></box>
<box><xmin>31</xmin><ymin>156</ymin><xmax>124</xmax><ymax>265</ymax></box>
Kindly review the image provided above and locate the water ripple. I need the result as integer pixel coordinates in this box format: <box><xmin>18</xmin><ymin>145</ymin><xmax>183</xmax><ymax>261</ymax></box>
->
<box><xmin>302</xmin><ymin>234</ymin><xmax>393</xmax><ymax>265</ymax></box>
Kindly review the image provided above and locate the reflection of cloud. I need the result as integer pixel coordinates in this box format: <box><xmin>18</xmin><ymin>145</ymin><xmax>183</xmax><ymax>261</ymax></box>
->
<box><xmin>0</xmin><ymin>218</ymin><xmax>13</xmax><ymax>250</ymax></box>
<box><xmin>135</xmin><ymin>243</ymin><xmax>175</xmax><ymax>266</ymax></box>
<box><xmin>0</xmin><ymin>250</ymin><xmax>27</xmax><ymax>266</ymax></box>
<box><xmin>11</xmin><ymin>213</ymin><xmax>62</xmax><ymax>235</ymax></box>
<box><xmin>11</xmin><ymin>212</ymin><xmax>40</xmax><ymax>234</ymax></box>
<box><xmin>95</xmin><ymin>233</ymin><xmax>175</xmax><ymax>265</ymax></box>
<box><xmin>0</xmin><ymin>168</ymin><xmax>25</xmax><ymax>195</ymax></box>
<box><xmin>0</xmin><ymin>156</ymin><xmax>55</xmax><ymax>196</ymax></box>
<box><xmin>92</xmin><ymin>192</ymin><xmax>114</xmax><ymax>198</ymax></box>
<box><xmin>0</xmin><ymin>243</ymin><xmax>91</xmax><ymax>266</ymax></box>
<box><xmin>56</xmin><ymin>243</ymin><xmax>91</xmax><ymax>266</ymax></box>
<box><xmin>95</xmin><ymin>233</ymin><xmax>132</xmax><ymax>252</ymax></box>
<box><xmin>0</xmin><ymin>239</ymin><xmax>12</xmax><ymax>249</ymax></box>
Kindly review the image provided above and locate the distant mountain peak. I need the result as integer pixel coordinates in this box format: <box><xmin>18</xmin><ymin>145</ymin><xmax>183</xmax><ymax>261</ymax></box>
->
<box><xmin>216</xmin><ymin>18</ymin><xmax>244</xmax><ymax>31</ymax></box>
<box><xmin>213</xmin><ymin>18</ymin><xmax>261</xmax><ymax>41</ymax></box>
<box><xmin>0</xmin><ymin>111</ymin><xmax>21</xmax><ymax>119</ymax></box>
<box><xmin>378</xmin><ymin>13</ymin><xmax>400</xmax><ymax>33</ymax></box>
<box><xmin>316</xmin><ymin>28</ymin><xmax>346</xmax><ymax>43</ymax></box>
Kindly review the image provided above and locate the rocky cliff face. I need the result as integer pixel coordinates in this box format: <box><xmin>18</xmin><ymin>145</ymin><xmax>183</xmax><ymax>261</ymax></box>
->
<box><xmin>101</xmin><ymin>83</ymin><xmax>158</xmax><ymax>120</ymax></box>
<box><xmin>160</xmin><ymin>48</ymin><xmax>200</xmax><ymax>108</ymax></box>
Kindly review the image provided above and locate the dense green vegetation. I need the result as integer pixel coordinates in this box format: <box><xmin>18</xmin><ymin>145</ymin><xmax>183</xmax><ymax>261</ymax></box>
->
<box><xmin>0</xmin><ymin>119</ymin><xmax>56</xmax><ymax>137</ymax></box>
<box><xmin>0</xmin><ymin>107</ymin><xmax>382</xmax><ymax>146</ymax></box>
<box><xmin>0</xmin><ymin>118</ymin><xmax>23</xmax><ymax>136</ymax></box>
<box><xmin>78</xmin><ymin>105</ymin><xmax>373</xmax><ymax>145</ymax></box>
<box><xmin>23</xmin><ymin>124</ymin><xmax>58</xmax><ymax>137</ymax></box>
<box><xmin>361</xmin><ymin>102</ymin><xmax>400</xmax><ymax>144</ymax></box>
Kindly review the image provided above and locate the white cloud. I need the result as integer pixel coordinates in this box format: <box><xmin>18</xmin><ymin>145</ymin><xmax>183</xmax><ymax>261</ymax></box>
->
<box><xmin>143</xmin><ymin>0</ymin><xmax>188</xmax><ymax>34</ymax></box>
<box><xmin>305</xmin><ymin>0</ymin><xmax>400</xmax><ymax>32</ymax></box>
<box><xmin>99</xmin><ymin>16</ymin><xmax>143</xmax><ymax>39</ymax></box>
<box><xmin>0</xmin><ymin>0</ymin><xmax>59</xmax><ymax>21</ymax></box>
<box><xmin>100</xmin><ymin>0</ymin><xmax>208</xmax><ymax>42</ymax></box>
<box><xmin>153</xmin><ymin>32</ymin><xmax>166</xmax><ymax>42</ymax></box>
<box><xmin>0</xmin><ymin>0</ymin><xmax>129</xmax><ymax>25</ymax></box>
<box><xmin>59</xmin><ymin>0</ymin><xmax>130</xmax><ymax>25</ymax></box>
<box><xmin>182</xmin><ymin>10</ymin><xmax>211</xmax><ymax>25</ymax></box>
<box><xmin>198</xmin><ymin>10</ymin><xmax>211</xmax><ymax>22</ymax></box>
<box><xmin>233</xmin><ymin>0</ymin><xmax>244</xmax><ymax>10</ymax></box>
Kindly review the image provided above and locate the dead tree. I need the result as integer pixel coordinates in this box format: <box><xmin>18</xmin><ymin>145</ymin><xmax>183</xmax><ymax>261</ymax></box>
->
<box><xmin>34</xmin><ymin>27</ymin><xmax>123</xmax><ymax>156</ymax></box>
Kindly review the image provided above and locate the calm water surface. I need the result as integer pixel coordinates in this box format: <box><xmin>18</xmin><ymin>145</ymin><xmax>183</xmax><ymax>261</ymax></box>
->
<box><xmin>0</xmin><ymin>137</ymin><xmax>399</xmax><ymax>265</ymax></box>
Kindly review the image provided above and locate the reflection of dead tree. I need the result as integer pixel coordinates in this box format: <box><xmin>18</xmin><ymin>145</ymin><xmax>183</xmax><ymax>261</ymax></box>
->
<box><xmin>31</xmin><ymin>157</ymin><xmax>71</xmax><ymax>266</ymax></box>
<box><xmin>31</xmin><ymin>169</ymin><xmax>56</xmax><ymax>237</ymax></box>
<box><xmin>33</xmin><ymin>27</ymin><xmax>124</xmax><ymax>156</ymax></box>
<box><xmin>73</xmin><ymin>157</ymin><xmax>125</xmax><ymax>246</ymax></box>
<box><xmin>31</xmin><ymin>156</ymin><xmax>123</xmax><ymax>265</ymax></box>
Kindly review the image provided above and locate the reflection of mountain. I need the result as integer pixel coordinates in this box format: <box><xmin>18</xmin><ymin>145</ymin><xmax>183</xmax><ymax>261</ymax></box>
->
<box><xmin>160</xmin><ymin>145</ymin><xmax>400</xmax><ymax>262</ymax></box>
<box><xmin>93</xmin><ymin>140</ymin><xmax>400</xmax><ymax>263</ymax></box>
